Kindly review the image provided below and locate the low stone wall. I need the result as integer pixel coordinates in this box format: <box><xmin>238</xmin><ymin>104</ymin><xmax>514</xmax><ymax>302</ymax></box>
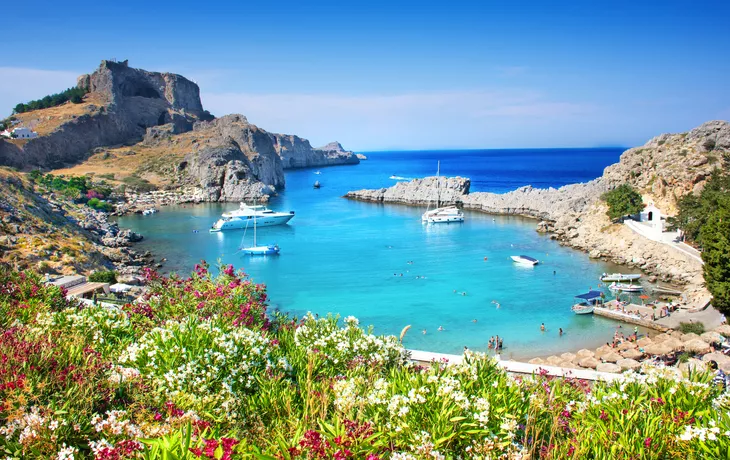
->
<box><xmin>593</xmin><ymin>307</ymin><xmax>669</xmax><ymax>331</ymax></box>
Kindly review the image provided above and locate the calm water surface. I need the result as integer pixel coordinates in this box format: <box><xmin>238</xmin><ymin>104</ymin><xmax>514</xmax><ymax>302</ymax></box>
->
<box><xmin>119</xmin><ymin>148</ymin><xmax>649</xmax><ymax>359</ymax></box>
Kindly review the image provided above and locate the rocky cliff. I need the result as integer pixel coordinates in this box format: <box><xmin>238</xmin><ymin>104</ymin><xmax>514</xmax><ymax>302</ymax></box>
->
<box><xmin>0</xmin><ymin>60</ymin><xmax>208</xmax><ymax>170</ymax></box>
<box><xmin>178</xmin><ymin>115</ymin><xmax>285</xmax><ymax>201</ymax></box>
<box><xmin>346</xmin><ymin>120</ymin><xmax>729</xmax><ymax>295</ymax></box>
<box><xmin>270</xmin><ymin>135</ymin><xmax>359</xmax><ymax>169</ymax></box>
<box><xmin>0</xmin><ymin>168</ymin><xmax>148</xmax><ymax>275</ymax></box>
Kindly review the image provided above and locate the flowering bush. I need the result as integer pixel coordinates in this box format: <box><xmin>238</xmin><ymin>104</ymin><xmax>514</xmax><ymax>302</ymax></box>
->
<box><xmin>119</xmin><ymin>316</ymin><xmax>286</xmax><ymax>419</ymax></box>
<box><xmin>1</xmin><ymin>264</ymin><xmax>730</xmax><ymax>459</ymax></box>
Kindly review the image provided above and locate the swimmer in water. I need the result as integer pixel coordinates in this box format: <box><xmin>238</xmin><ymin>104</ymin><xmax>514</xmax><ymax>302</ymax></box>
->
<box><xmin>540</xmin><ymin>323</ymin><xmax>546</xmax><ymax>332</ymax></box>
<box><xmin>462</xmin><ymin>292</ymin><xmax>466</xmax><ymax>296</ymax></box>
<box><xmin>472</xmin><ymin>318</ymin><xmax>478</xmax><ymax>323</ymax></box>
<box><xmin>438</xmin><ymin>326</ymin><xmax>444</xmax><ymax>331</ymax></box>
<box><xmin>422</xmin><ymin>329</ymin><xmax>427</xmax><ymax>335</ymax></box>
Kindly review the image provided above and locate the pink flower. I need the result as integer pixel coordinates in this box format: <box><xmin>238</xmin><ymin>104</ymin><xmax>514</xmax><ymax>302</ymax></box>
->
<box><xmin>644</xmin><ymin>437</ymin><xmax>652</xmax><ymax>448</ymax></box>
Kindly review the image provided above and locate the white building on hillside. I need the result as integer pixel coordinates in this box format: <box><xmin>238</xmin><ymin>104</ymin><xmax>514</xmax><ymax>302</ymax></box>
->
<box><xmin>1</xmin><ymin>127</ymin><xmax>38</xmax><ymax>139</ymax></box>
<box><xmin>639</xmin><ymin>202</ymin><xmax>664</xmax><ymax>237</ymax></box>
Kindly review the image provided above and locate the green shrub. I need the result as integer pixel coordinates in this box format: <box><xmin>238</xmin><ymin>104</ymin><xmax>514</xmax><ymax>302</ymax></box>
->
<box><xmin>121</xmin><ymin>174</ymin><xmax>157</xmax><ymax>192</ymax></box>
<box><xmin>701</xmin><ymin>195</ymin><xmax>730</xmax><ymax>315</ymax></box>
<box><xmin>12</xmin><ymin>86</ymin><xmax>88</xmax><ymax>114</ymax></box>
<box><xmin>679</xmin><ymin>321</ymin><xmax>706</xmax><ymax>335</ymax></box>
<box><xmin>88</xmin><ymin>270</ymin><xmax>117</xmax><ymax>284</ymax></box>
<box><xmin>602</xmin><ymin>184</ymin><xmax>644</xmax><ymax>221</ymax></box>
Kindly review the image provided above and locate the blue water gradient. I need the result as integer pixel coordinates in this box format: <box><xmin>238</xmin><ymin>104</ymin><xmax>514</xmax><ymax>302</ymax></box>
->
<box><xmin>118</xmin><ymin>148</ymin><xmax>651</xmax><ymax>359</ymax></box>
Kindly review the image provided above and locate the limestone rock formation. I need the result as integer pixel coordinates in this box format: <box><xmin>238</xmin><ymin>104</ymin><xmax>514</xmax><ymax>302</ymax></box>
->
<box><xmin>346</xmin><ymin>176</ymin><xmax>471</xmax><ymax>206</ymax></box>
<box><xmin>179</xmin><ymin>115</ymin><xmax>285</xmax><ymax>201</ymax></box>
<box><xmin>270</xmin><ymin>135</ymin><xmax>359</xmax><ymax>169</ymax></box>
<box><xmin>0</xmin><ymin>60</ymin><xmax>209</xmax><ymax>170</ymax></box>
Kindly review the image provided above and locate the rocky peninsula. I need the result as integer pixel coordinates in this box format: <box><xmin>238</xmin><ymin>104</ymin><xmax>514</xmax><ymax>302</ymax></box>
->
<box><xmin>1</xmin><ymin>60</ymin><xmax>358</xmax><ymax>205</ymax></box>
<box><xmin>347</xmin><ymin>120</ymin><xmax>730</xmax><ymax>305</ymax></box>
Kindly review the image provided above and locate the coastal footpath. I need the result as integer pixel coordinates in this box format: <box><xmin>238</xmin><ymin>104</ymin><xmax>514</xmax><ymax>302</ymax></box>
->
<box><xmin>346</xmin><ymin>120</ymin><xmax>730</xmax><ymax>305</ymax></box>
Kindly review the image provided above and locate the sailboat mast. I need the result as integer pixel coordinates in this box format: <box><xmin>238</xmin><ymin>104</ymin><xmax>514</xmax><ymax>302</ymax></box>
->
<box><xmin>436</xmin><ymin>160</ymin><xmax>441</xmax><ymax>208</ymax></box>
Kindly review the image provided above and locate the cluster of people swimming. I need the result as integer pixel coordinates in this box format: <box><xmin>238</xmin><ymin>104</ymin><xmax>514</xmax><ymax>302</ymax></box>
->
<box><xmin>488</xmin><ymin>335</ymin><xmax>504</xmax><ymax>351</ymax></box>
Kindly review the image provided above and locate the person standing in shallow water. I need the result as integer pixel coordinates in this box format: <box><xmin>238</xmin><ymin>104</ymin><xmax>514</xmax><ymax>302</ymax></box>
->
<box><xmin>559</xmin><ymin>328</ymin><xmax>563</xmax><ymax>336</ymax></box>
<box><xmin>540</xmin><ymin>323</ymin><xmax>546</xmax><ymax>332</ymax></box>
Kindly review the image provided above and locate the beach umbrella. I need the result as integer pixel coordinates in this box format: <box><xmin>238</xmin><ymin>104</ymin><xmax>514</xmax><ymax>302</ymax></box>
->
<box><xmin>701</xmin><ymin>331</ymin><xmax>725</xmax><ymax>344</ymax></box>
<box><xmin>714</xmin><ymin>325</ymin><xmax>730</xmax><ymax>337</ymax></box>
<box><xmin>662</xmin><ymin>337</ymin><xmax>685</xmax><ymax>352</ymax></box>
<box><xmin>621</xmin><ymin>348</ymin><xmax>644</xmax><ymax>360</ymax></box>
<box><xmin>617</xmin><ymin>358</ymin><xmax>642</xmax><ymax>371</ymax></box>
<box><xmin>637</xmin><ymin>337</ymin><xmax>654</xmax><ymax>347</ymax></box>
<box><xmin>578</xmin><ymin>357</ymin><xmax>599</xmax><ymax>369</ymax></box>
<box><xmin>596</xmin><ymin>362</ymin><xmax>622</xmax><ymax>373</ymax></box>
<box><xmin>575</xmin><ymin>349</ymin><xmax>595</xmax><ymax>360</ymax></box>
<box><xmin>617</xmin><ymin>341</ymin><xmax>637</xmax><ymax>351</ymax></box>
<box><xmin>684</xmin><ymin>339</ymin><xmax>711</xmax><ymax>354</ymax></box>
<box><xmin>640</xmin><ymin>294</ymin><xmax>649</xmax><ymax>306</ymax></box>
<box><xmin>643</xmin><ymin>343</ymin><xmax>673</xmax><ymax>356</ymax></box>
<box><xmin>702</xmin><ymin>352</ymin><xmax>730</xmax><ymax>365</ymax></box>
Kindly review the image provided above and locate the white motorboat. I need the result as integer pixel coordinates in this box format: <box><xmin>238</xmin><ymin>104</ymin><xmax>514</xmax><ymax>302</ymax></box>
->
<box><xmin>600</xmin><ymin>273</ymin><xmax>642</xmax><ymax>282</ymax></box>
<box><xmin>142</xmin><ymin>208</ymin><xmax>158</xmax><ymax>215</ymax></box>
<box><xmin>572</xmin><ymin>290</ymin><xmax>604</xmax><ymax>315</ymax></box>
<box><xmin>422</xmin><ymin>161</ymin><xmax>464</xmax><ymax>224</ymax></box>
<box><xmin>510</xmin><ymin>255</ymin><xmax>539</xmax><ymax>266</ymax></box>
<box><xmin>422</xmin><ymin>206</ymin><xmax>464</xmax><ymax>224</ymax></box>
<box><xmin>210</xmin><ymin>203</ymin><xmax>294</xmax><ymax>232</ymax></box>
<box><xmin>608</xmin><ymin>282</ymin><xmax>643</xmax><ymax>292</ymax></box>
<box><xmin>314</xmin><ymin>170</ymin><xmax>322</xmax><ymax>175</ymax></box>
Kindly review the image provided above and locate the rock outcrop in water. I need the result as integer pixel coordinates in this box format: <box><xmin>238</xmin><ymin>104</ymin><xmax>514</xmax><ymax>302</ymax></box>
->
<box><xmin>270</xmin><ymin>135</ymin><xmax>359</xmax><ymax>169</ymax></box>
<box><xmin>346</xmin><ymin>120</ymin><xmax>730</xmax><ymax>299</ymax></box>
<box><xmin>0</xmin><ymin>60</ymin><xmax>209</xmax><ymax>170</ymax></box>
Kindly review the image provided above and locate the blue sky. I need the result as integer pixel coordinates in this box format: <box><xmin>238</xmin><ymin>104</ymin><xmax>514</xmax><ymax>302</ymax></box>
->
<box><xmin>1</xmin><ymin>0</ymin><xmax>729</xmax><ymax>150</ymax></box>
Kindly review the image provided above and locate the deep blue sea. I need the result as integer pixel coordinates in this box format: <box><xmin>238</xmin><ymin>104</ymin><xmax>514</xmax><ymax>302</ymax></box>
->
<box><xmin>118</xmin><ymin>148</ymin><xmax>652</xmax><ymax>359</ymax></box>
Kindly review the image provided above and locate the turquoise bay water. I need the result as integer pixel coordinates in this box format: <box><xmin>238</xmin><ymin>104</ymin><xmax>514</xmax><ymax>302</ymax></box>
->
<box><xmin>118</xmin><ymin>148</ymin><xmax>643</xmax><ymax>359</ymax></box>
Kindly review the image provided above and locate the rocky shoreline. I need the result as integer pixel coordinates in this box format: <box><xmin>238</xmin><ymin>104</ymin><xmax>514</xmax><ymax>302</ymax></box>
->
<box><xmin>344</xmin><ymin>121</ymin><xmax>730</xmax><ymax>307</ymax></box>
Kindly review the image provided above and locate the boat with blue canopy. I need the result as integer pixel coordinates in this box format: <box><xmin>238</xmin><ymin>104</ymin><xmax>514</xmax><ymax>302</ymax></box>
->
<box><xmin>572</xmin><ymin>290</ymin><xmax>604</xmax><ymax>315</ymax></box>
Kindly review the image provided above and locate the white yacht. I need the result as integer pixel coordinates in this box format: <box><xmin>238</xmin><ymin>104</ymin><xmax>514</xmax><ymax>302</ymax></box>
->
<box><xmin>422</xmin><ymin>206</ymin><xmax>464</xmax><ymax>224</ymax></box>
<box><xmin>600</xmin><ymin>273</ymin><xmax>642</xmax><ymax>282</ymax></box>
<box><xmin>510</xmin><ymin>255</ymin><xmax>539</xmax><ymax>266</ymax></box>
<box><xmin>608</xmin><ymin>282</ymin><xmax>643</xmax><ymax>292</ymax></box>
<box><xmin>422</xmin><ymin>161</ymin><xmax>465</xmax><ymax>224</ymax></box>
<box><xmin>210</xmin><ymin>203</ymin><xmax>295</xmax><ymax>232</ymax></box>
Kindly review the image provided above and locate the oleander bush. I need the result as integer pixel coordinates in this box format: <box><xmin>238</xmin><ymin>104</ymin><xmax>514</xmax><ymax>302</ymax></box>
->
<box><xmin>1</xmin><ymin>264</ymin><xmax>729</xmax><ymax>459</ymax></box>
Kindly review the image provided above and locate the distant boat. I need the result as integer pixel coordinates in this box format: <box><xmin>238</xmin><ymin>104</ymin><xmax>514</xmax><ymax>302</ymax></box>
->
<box><xmin>389</xmin><ymin>175</ymin><xmax>411</xmax><ymax>181</ymax></box>
<box><xmin>240</xmin><ymin>200</ymin><xmax>280</xmax><ymax>256</ymax></box>
<box><xmin>313</xmin><ymin>181</ymin><xmax>321</xmax><ymax>189</ymax></box>
<box><xmin>142</xmin><ymin>208</ymin><xmax>158</xmax><ymax>215</ymax></box>
<box><xmin>600</xmin><ymin>273</ymin><xmax>641</xmax><ymax>282</ymax></box>
<box><xmin>572</xmin><ymin>290</ymin><xmax>604</xmax><ymax>315</ymax></box>
<box><xmin>314</xmin><ymin>170</ymin><xmax>322</xmax><ymax>175</ymax></box>
<box><xmin>608</xmin><ymin>282</ymin><xmax>643</xmax><ymax>292</ymax></box>
<box><xmin>421</xmin><ymin>161</ymin><xmax>464</xmax><ymax>224</ymax></box>
<box><xmin>510</xmin><ymin>255</ymin><xmax>539</xmax><ymax>266</ymax></box>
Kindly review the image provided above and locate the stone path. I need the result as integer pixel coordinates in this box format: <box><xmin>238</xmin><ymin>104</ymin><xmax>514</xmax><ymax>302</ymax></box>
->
<box><xmin>655</xmin><ymin>305</ymin><xmax>725</xmax><ymax>330</ymax></box>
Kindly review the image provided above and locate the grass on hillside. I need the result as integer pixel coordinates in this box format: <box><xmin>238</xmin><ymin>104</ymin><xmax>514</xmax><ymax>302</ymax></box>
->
<box><xmin>8</xmin><ymin>92</ymin><xmax>108</xmax><ymax>136</ymax></box>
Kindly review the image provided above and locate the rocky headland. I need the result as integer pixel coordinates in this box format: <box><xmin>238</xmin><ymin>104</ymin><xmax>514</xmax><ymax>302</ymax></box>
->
<box><xmin>1</xmin><ymin>60</ymin><xmax>360</xmax><ymax>205</ymax></box>
<box><xmin>346</xmin><ymin>120</ymin><xmax>730</xmax><ymax>303</ymax></box>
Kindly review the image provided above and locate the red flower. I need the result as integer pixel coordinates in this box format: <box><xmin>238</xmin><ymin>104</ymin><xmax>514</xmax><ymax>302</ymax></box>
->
<box><xmin>189</xmin><ymin>447</ymin><xmax>203</xmax><ymax>457</ymax></box>
<box><xmin>644</xmin><ymin>437</ymin><xmax>652</xmax><ymax>448</ymax></box>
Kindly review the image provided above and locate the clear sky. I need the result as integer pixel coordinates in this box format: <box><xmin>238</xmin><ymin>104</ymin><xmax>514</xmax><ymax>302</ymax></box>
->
<box><xmin>1</xmin><ymin>0</ymin><xmax>729</xmax><ymax>150</ymax></box>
